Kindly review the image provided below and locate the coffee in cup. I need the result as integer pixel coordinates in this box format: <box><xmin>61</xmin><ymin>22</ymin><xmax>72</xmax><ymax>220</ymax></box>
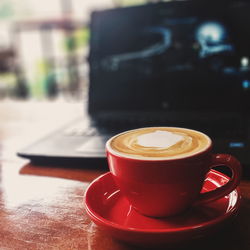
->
<box><xmin>109</xmin><ymin>127</ymin><xmax>210</xmax><ymax>159</ymax></box>
<box><xmin>106</xmin><ymin>127</ymin><xmax>242</xmax><ymax>217</ymax></box>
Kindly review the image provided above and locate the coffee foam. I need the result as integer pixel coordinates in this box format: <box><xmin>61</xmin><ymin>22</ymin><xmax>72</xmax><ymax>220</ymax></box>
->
<box><xmin>137</xmin><ymin>130</ymin><xmax>184</xmax><ymax>148</ymax></box>
<box><xmin>108</xmin><ymin>127</ymin><xmax>211</xmax><ymax>160</ymax></box>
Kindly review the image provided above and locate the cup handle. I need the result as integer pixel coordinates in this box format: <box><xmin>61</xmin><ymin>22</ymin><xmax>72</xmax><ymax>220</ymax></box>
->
<box><xmin>195</xmin><ymin>154</ymin><xmax>242</xmax><ymax>205</ymax></box>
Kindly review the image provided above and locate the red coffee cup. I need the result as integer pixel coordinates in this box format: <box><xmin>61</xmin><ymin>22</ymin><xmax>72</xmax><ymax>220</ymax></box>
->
<box><xmin>106</xmin><ymin>127</ymin><xmax>242</xmax><ymax>217</ymax></box>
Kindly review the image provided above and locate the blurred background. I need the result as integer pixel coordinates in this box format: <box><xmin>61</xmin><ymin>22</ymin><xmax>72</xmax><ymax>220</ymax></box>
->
<box><xmin>0</xmin><ymin>0</ymin><xmax>162</xmax><ymax>101</ymax></box>
<box><xmin>0</xmin><ymin>0</ymin><xmax>249</xmax><ymax>174</ymax></box>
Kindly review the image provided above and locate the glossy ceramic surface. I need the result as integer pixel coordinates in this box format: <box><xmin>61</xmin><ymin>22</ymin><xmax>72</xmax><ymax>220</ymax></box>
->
<box><xmin>106</xmin><ymin>132</ymin><xmax>241</xmax><ymax>217</ymax></box>
<box><xmin>84</xmin><ymin>170</ymin><xmax>241</xmax><ymax>246</ymax></box>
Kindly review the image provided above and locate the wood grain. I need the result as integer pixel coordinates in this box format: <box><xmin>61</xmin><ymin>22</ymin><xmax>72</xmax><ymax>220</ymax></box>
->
<box><xmin>0</xmin><ymin>100</ymin><xmax>250</xmax><ymax>249</ymax></box>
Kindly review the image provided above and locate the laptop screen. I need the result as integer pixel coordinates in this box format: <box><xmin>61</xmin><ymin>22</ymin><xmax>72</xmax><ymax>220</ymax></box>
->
<box><xmin>88</xmin><ymin>0</ymin><xmax>250</xmax><ymax>116</ymax></box>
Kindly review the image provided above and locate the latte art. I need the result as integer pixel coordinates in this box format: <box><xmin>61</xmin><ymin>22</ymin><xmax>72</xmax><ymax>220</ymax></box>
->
<box><xmin>137</xmin><ymin>130</ymin><xmax>184</xmax><ymax>148</ymax></box>
<box><xmin>108</xmin><ymin>127</ymin><xmax>211</xmax><ymax>159</ymax></box>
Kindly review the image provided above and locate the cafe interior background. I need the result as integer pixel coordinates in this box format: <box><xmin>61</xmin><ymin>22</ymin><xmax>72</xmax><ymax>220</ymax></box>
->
<box><xmin>1</xmin><ymin>0</ymin><xmax>249</xmax><ymax>168</ymax></box>
<box><xmin>0</xmin><ymin>0</ymin><xmax>156</xmax><ymax>101</ymax></box>
<box><xmin>0</xmin><ymin>0</ymin><xmax>161</xmax><ymax>153</ymax></box>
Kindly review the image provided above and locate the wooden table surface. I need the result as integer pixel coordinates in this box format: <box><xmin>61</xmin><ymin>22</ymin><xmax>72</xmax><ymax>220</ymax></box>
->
<box><xmin>0</xmin><ymin>100</ymin><xmax>250</xmax><ymax>250</ymax></box>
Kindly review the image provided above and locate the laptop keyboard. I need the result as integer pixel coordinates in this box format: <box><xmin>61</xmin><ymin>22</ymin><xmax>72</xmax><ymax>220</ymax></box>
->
<box><xmin>63</xmin><ymin>117</ymin><xmax>248</xmax><ymax>140</ymax></box>
<box><xmin>64</xmin><ymin>124</ymin><xmax>99</xmax><ymax>137</ymax></box>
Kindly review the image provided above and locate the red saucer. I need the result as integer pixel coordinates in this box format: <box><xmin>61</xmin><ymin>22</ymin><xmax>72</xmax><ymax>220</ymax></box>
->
<box><xmin>84</xmin><ymin>170</ymin><xmax>241</xmax><ymax>246</ymax></box>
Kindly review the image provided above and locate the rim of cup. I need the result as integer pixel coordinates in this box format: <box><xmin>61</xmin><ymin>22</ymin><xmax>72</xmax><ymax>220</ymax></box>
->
<box><xmin>106</xmin><ymin>127</ymin><xmax>212</xmax><ymax>161</ymax></box>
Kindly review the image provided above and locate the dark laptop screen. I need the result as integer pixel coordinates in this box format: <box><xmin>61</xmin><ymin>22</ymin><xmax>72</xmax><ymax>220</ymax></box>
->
<box><xmin>88</xmin><ymin>0</ymin><xmax>250</xmax><ymax>115</ymax></box>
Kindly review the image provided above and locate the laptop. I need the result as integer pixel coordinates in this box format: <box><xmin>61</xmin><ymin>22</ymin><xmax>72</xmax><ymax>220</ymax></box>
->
<box><xmin>17</xmin><ymin>0</ymin><xmax>250</xmax><ymax>174</ymax></box>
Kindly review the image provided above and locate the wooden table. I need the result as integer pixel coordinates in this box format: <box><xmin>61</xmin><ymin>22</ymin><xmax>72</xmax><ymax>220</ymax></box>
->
<box><xmin>0</xmin><ymin>100</ymin><xmax>250</xmax><ymax>250</ymax></box>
